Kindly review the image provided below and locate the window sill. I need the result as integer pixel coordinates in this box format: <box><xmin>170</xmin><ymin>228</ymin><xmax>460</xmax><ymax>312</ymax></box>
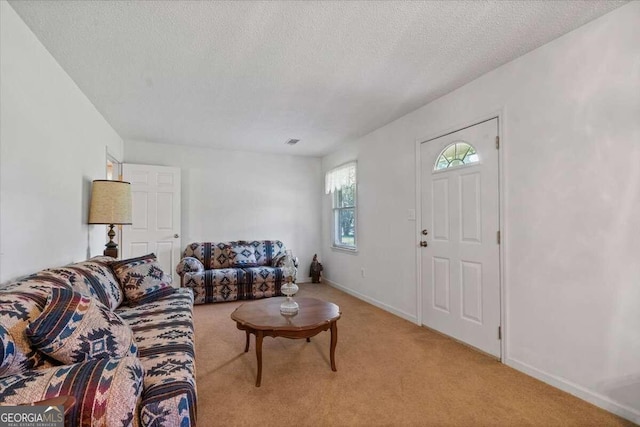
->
<box><xmin>331</xmin><ymin>246</ymin><xmax>358</xmax><ymax>255</ymax></box>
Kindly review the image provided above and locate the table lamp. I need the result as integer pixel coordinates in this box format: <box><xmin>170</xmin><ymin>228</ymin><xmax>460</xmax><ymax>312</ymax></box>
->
<box><xmin>88</xmin><ymin>180</ymin><xmax>132</xmax><ymax>258</ymax></box>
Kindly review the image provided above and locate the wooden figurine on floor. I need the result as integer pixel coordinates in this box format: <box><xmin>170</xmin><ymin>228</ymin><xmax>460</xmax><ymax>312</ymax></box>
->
<box><xmin>310</xmin><ymin>254</ymin><xmax>323</xmax><ymax>283</ymax></box>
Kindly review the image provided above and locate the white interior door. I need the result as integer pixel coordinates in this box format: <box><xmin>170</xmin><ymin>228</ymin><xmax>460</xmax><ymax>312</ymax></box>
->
<box><xmin>420</xmin><ymin>118</ymin><xmax>501</xmax><ymax>357</ymax></box>
<box><xmin>122</xmin><ymin>164</ymin><xmax>181</xmax><ymax>284</ymax></box>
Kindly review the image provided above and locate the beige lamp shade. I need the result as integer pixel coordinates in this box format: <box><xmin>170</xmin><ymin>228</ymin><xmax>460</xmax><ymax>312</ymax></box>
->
<box><xmin>88</xmin><ymin>180</ymin><xmax>132</xmax><ymax>225</ymax></box>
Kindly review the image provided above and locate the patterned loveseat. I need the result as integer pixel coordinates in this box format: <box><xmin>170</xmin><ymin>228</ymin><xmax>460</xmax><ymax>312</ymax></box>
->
<box><xmin>176</xmin><ymin>240</ymin><xmax>289</xmax><ymax>304</ymax></box>
<box><xmin>0</xmin><ymin>255</ymin><xmax>196</xmax><ymax>426</ymax></box>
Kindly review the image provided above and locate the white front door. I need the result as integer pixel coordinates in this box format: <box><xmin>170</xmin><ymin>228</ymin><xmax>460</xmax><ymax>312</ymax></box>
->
<box><xmin>122</xmin><ymin>164</ymin><xmax>181</xmax><ymax>284</ymax></box>
<box><xmin>420</xmin><ymin>118</ymin><xmax>501</xmax><ymax>357</ymax></box>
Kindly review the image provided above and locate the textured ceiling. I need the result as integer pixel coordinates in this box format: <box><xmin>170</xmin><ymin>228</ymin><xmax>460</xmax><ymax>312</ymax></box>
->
<box><xmin>8</xmin><ymin>1</ymin><xmax>625</xmax><ymax>156</ymax></box>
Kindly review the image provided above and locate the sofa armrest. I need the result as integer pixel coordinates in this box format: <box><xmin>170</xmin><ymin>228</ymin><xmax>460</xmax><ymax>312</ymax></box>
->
<box><xmin>0</xmin><ymin>356</ymin><xmax>143</xmax><ymax>426</ymax></box>
<box><xmin>176</xmin><ymin>257</ymin><xmax>204</xmax><ymax>278</ymax></box>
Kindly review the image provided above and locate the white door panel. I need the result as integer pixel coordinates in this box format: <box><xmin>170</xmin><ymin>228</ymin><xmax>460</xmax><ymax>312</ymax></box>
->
<box><xmin>420</xmin><ymin>118</ymin><xmax>501</xmax><ymax>357</ymax></box>
<box><xmin>122</xmin><ymin>164</ymin><xmax>181</xmax><ymax>285</ymax></box>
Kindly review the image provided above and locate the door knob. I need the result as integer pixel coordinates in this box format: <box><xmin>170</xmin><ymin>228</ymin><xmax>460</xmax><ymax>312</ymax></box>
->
<box><xmin>421</xmin><ymin>229</ymin><xmax>428</xmax><ymax>235</ymax></box>
<box><xmin>174</xmin><ymin>234</ymin><xmax>180</xmax><ymax>238</ymax></box>
<box><xmin>420</xmin><ymin>241</ymin><xmax>428</xmax><ymax>247</ymax></box>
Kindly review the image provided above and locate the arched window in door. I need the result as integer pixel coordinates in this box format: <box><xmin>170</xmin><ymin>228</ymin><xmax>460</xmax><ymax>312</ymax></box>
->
<box><xmin>434</xmin><ymin>141</ymin><xmax>479</xmax><ymax>171</ymax></box>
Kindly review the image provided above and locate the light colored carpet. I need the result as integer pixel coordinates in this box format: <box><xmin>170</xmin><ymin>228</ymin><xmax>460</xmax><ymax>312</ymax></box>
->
<box><xmin>194</xmin><ymin>283</ymin><xmax>631</xmax><ymax>426</ymax></box>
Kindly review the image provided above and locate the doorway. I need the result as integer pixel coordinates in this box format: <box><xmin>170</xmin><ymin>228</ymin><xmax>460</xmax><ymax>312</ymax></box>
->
<box><xmin>122</xmin><ymin>163</ymin><xmax>182</xmax><ymax>283</ymax></box>
<box><xmin>418</xmin><ymin>118</ymin><xmax>501</xmax><ymax>357</ymax></box>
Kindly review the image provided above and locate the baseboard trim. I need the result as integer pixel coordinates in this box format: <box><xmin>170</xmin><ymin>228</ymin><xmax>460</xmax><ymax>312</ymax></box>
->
<box><xmin>506</xmin><ymin>357</ymin><xmax>640</xmax><ymax>424</ymax></box>
<box><xmin>324</xmin><ymin>278</ymin><xmax>418</xmax><ymax>324</ymax></box>
<box><xmin>321</xmin><ymin>280</ymin><xmax>637</xmax><ymax>424</ymax></box>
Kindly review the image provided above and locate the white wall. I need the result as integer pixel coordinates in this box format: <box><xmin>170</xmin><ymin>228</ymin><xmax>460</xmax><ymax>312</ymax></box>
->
<box><xmin>322</xmin><ymin>2</ymin><xmax>639</xmax><ymax>422</ymax></box>
<box><xmin>0</xmin><ymin>1</ymin><xmax>124</xmax><ymax>283</ymax></box>
<box><xmin>124</xmin><ymin>140</ymin><xmax>322</xmax><ymax>279</ymax></box>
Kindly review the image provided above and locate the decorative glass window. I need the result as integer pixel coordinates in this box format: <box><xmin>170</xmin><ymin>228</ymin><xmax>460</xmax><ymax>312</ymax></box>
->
<box><xmin>434</xmin><ymin>142</ymin><xmax>479</xmax><ymax>171</ymax></box>
<box><xmin>325</xmin><ymin>162</ymin><xmax>357</xmax><ymax>250</ymax></box>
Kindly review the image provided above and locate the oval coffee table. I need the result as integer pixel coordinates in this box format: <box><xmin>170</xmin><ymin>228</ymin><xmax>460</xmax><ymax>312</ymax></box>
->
<box><xmin>230</xmin><ymin>297</ymin><xmax>341</xmax><ymax>387</ymax></box>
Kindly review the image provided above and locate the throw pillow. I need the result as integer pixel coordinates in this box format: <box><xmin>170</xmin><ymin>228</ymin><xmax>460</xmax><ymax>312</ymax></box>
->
<box><xmin>74</xmin><ymin>257</ymin><xmax>124</xmax><ymax>308</ymax></box>
<box><xmin>26</xmin><ymin>288</ymin><xmax>138</xmax><ymax>364</ymax></box>
<box><xmin>228</xmin><ymin>245</ymin><xmax>258</xmax><ymax>267</ymax></box>
<box><xmin>41</xmin><ymin>260</ymin><xmax>124</xmax><ymax>311</ymax></box>
<box><xmin>111</xmin><ymin>253</ymin><xmax>175</xmax><ymax>305</ymax></box>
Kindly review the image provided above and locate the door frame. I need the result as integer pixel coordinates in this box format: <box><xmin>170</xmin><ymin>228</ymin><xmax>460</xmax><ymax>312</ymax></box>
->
<box><xmin>414</xmin><ymin>110</ymin><xmax>507</xmax><ymax>361</ymax></box>
<box><xmin>106</xmin><ymin>149</ymin><xmax>123</xmax><ymax>257</ymax></box>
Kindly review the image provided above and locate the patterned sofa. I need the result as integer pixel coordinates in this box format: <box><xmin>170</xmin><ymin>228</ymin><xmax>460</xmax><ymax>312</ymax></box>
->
<box><xmin>0</xmin><ymin>255</ymin><xmax>196</xmax><ymax>426</ymax></box>
<box><xmin>176</xmin><ymin>240</ymin><xmax>289</xmax><ymax>304</ymax></box>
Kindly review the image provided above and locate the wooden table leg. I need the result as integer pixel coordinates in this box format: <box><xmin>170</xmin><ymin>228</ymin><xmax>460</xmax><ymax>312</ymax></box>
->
<box><xmin>330</xmin><ymin>321</ymin><xmax>338</xmax><ymax>371</ymax></box>
<box><xmin>244</xmin><ymin>330</ymin><xmax>250</xmax><ymax>352</ymax></box>
<box><xmin>255</xmin><ymin>331</ymin><xmax>263</xmax><ymax>387</ymax></box>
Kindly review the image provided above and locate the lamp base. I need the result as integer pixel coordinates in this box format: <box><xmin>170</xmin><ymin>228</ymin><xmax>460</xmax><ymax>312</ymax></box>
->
<box><xmin>104</xmin><ymin>224</ymin><xmax>119</xmax><ymax>259</ymax></box>
<box><xmin>104</xmin><ymin>246</ymin><xmax>118</xmax><ymax>258</ymax></box>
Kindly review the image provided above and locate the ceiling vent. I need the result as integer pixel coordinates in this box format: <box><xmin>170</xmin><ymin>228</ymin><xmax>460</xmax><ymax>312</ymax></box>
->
<box><xmin>285</xmin><ymin>139</ymin><xmax>300</xmax><ymax>146</ymax></box>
